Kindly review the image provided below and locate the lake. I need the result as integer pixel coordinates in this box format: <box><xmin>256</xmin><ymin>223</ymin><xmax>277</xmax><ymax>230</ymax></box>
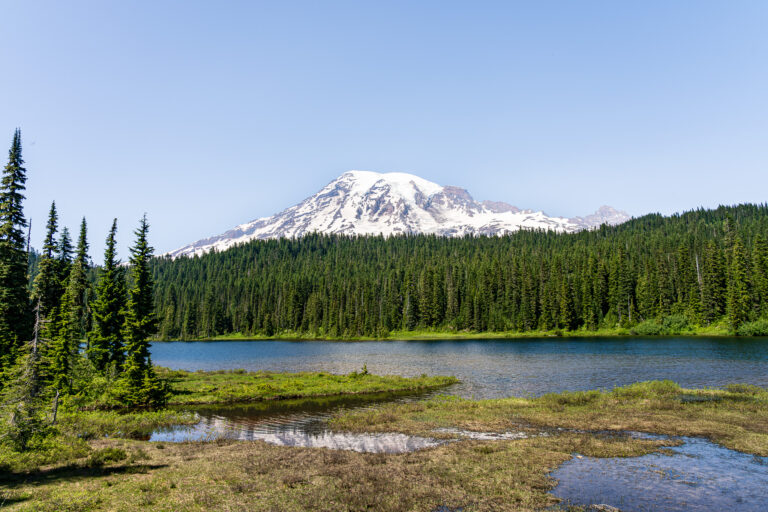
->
<box><xmin>150</xmin><ymin>337</ymin><xmax>768</xmax><ymax>399</ymax></box>
<box><xmin>149</xmin><ymin>336</ymin><xmax>768</xmax><ymax>509</ymax></box>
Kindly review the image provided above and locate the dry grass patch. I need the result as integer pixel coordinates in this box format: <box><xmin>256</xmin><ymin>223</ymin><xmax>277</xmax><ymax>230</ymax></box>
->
<box><xmin>1</xmin><ymin>433</ymin><xmax>672</xmax><ymax>512</ymax></box>
<box><xmin>332</xmin><ymin>381</ymin><xmax>768</xmax><ymax>455</ymax></box>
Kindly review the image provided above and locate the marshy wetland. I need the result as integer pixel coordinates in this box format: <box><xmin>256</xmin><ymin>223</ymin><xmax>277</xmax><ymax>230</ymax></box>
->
<box><xmin>3</xmin><ymin>338</ymin><xmax>768</xmax><ymax>511</ymax></box>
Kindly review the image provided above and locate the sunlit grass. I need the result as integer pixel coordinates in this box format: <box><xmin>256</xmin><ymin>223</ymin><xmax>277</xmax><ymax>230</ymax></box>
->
<box><xmin>161</xmin><ymin>367</ymin><xmax>458</xmax><ymax>405</ymax></box>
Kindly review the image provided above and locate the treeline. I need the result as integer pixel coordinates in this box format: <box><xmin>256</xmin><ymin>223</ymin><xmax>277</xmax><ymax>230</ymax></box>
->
<box><xmin>0</xmin><ymin>130</ymin><xmax>163</xmax><ymax>451</ymax></box>
<box><xmin>150</xmin><ymin>204</ymin><xmax>768</xmax><ymax>339</ymax></box>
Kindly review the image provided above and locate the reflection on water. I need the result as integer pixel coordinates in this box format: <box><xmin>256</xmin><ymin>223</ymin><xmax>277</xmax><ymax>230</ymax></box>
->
<box><xmin>150</xmin><ymin>337</ymin><xmax>768</xmax><ymax>399</ymax></box>
<box><xmin>150</xmin><ymin>390</ymin><xmax>445</xmax><ymax>452</ymax></box>
<box><xmin>550</xmin><ymin>433</ymin><xmax>768</xmax><ymax>511</ymax></box>
<box><xmin>433</xmin><ymin>427</ymin><xmax>532</xmax><ymax>441</ymax></box>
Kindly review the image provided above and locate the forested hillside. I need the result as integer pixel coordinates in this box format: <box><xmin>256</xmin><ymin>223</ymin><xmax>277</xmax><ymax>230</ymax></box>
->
<box><xmin>150</xmin><ymin>204</ymin><xmax>768</xmax><ymax>339</ymax></box>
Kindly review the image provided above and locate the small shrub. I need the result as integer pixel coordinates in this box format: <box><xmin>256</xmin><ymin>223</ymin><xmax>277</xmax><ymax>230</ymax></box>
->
<box><xmin>128</xmin><ymin>448</ymin><xmax>150</xmax><ymax>463</ymax></box>
<box><xmin>661</xmin><ymin>315</ymin><xmax>691</xmax><ymax>333</ymax></box>
<box><xmin>86</xmin><ymin>447</ymin><xmax>127</xmax><ymax>467</ymax></box>
<box><xmin>632</xmin><ymin>320</ymin><xmax>665</xmax><ymax>335</ymax></box>
<box><xmin>737</xmin><ymin>318</ymin><xmax>768</xmax><ymax>336</ymax></box>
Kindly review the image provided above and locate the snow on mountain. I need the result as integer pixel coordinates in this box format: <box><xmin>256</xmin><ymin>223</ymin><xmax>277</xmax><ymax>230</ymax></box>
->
<box><xmin>166</xmin><ymin>170</ymin><xmax>630</xmax><ymax>258</ymax></box>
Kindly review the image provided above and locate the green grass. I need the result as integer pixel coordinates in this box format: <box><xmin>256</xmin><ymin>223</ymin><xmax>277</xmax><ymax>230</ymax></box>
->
<box><xmin>155</xmin><ymin>321</ymin><xmax>740</xmax><ymax>342</ymax></box>
<box><xmin>0</xmin><ymin>370</ymin><xmax>455</xmax><ymax>474</ymax></box>
<box><xmin>161</xmin><ymin>367</ymin><xmax>459</xmax><ymax>405</ymax></box>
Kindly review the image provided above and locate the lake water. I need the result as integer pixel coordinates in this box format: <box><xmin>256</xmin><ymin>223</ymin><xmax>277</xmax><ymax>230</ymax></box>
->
<box><xmin>550</xmin><ymin>433</ymin><xmax>768</xmax><ymax>511</ymax></box>
<box><xmin>149</xmin><ymin>337</ymin><xmax>768</xmax><ymax>507</ymax></box>
<box><xmin>150</xmin><ymin>337</ymin><xmax>768</xmax><ymax>399</ymax></box>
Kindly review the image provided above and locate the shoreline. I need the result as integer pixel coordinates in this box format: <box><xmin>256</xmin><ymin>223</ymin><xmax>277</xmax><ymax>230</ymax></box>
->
<box><xmin>152</xmin><ymin>326</ymin><xmax>763</xmax><ymax>342</ymax></box>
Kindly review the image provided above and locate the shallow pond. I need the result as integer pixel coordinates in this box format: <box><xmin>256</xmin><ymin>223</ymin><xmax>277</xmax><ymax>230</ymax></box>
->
<box><xmin>550</xmin><ymin>433</ymin><xmax>768</xmax><ymax>511</ymax></box>
<box><xmin>150</xmin><ymin>390</ymin><xmax>446</xmax><ymax>452</ymax></box>
<box><xmin>150</xmin><ymin>337</ymin><xmax>768</xmax><ymax>399</ymax></box>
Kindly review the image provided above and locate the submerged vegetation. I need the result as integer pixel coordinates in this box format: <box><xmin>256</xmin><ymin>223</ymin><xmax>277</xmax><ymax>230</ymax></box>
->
<box><xmin>150</xmin><ymin>204</ymin><xmax>768</xmax><ymax>340</ymax></box>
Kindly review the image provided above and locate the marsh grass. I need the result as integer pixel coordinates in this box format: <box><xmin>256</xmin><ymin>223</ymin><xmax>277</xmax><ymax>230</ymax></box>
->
<box><xmin>332</xmin><ymin>380</ymin><xmax>768</xmax><ymax>455</ymax></box>
<box><xmin>3</xmin><ymin>379</ymin><xmax>766</xmax><ymax>511</ymax></box>
<box><xmin>0</xmin><ymin>434</ymin><xmax>674</xmax><ymax>512</ymax></box>
<box><xmin>1</xmin><ymin>370</ymin><xmax>455</xmax><ymax>473</ymax></box>
<box><xmin>160</xmin><ymin>367</ymin><xmax>458</xmax><ymax>405</ymax></box>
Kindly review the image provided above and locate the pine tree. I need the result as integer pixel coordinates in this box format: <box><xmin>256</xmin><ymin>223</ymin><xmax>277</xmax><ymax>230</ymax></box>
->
<box><xmin>88</xmin><ymin>220</ymin><xmax>126</xmax><ymax>372</ymax></box>
<box><xmin>0</xmin><ymin>129</ymin><xmax>30</xmax><ymax>374</ymax></box>
<box><xmin>120</xmin><ymin>215</ymin><xmax>164</xmax><ymax>408</ymax></box>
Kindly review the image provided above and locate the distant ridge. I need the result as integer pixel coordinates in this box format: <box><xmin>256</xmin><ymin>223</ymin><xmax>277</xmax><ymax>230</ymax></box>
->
<box><xmin>167</xmin><ymin>170</ymin><xmax>630</xmax><ymax>258</ymax></box>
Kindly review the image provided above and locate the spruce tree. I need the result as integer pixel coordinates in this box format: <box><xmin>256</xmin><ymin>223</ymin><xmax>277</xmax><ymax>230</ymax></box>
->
<box><xmin>0</xmin><ymin>129</ymin><xmax>30</xmax><ymax>374</ymax></box>
<box><xmin>751</xmin><ymin>235</ymin><xmax>768</xmax><ymax>318</ymax></box>
<box><xmin>88</xmin><ymin>220</ymin><xmax>126</xmax><ymax>372</ymax></box>
<box><xmin>702</xmin><ymin>241</ymin><xmax>726</xmax><ymax>324</ymax></box>
<box><xmin>58</xmin><ymin>227</ymin><xmax>73</xmax><ymax>265</ymax></box>
<box><xmin>727</xmin><ymin>237</ymin><xmax>751</xmax><ymax>331</ymax></box>
<box><xmin>32</xmin><ymin>202</ymin><xmax>63</xmax><ymax>321</ymax></box>
<box><xmin>121</xmin><ymin>215</ymin><xmax>164</xmax><ymax>407</ymax></box>
<box><xmin>49</xmin><ymin>219</ymin><xmax>90</xmax><ymax>392</ymax></box>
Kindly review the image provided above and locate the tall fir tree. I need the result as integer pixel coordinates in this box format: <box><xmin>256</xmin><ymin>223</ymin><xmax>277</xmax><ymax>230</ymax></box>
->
<box><xmin>32</xmin><ymin>202</ymin><xmax>64</xmax><ymax>354</ymax></box>
<box><xmin>32</xmin><ymin>203</ymin><xmax>64</xmax><ymax>321</ymax></box>
<box><xmin>88</xmin><ymin>219</ymin><xmax>126</xmax><ymax>372</ymax></box>
<box><xmin>120</xmin><ymin>215</ymin><xmax>164</xmax><ymax>407</ymax></box>
<box><xmin>750</xmin><ymin>235</ymin><xmax>768</xmax><ymax>318</ymax></box>
<box><xmin>726</xmin><ymin>237</ymin><xmax>751</xmax><ymax>331</ymax></box>
<box><xmin>701</xmin><ymin>241</ymin><xmax>726</xmax><ymax>324</ymax></box>
<box><xmin>0</xmin><ymin>129</ymin><xmax>30</xmax><ymax>375</ymax></box>
<box><xmin>58</xmin><ymin>227</ymin><xmax>73</xmax><ymax>264</ymax></box>
<box><xmin>49</xmin><ymin>219</ymin><xmax>90</xmax><ymax>392</ymax></box>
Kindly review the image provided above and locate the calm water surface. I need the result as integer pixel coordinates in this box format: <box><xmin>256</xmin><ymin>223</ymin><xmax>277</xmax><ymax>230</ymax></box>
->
<box><xmin>150</xmin><ymin>337</ymin><xmax>768</xmax><ymax>398</ymax></box>
<box><xmin>551</xmin><ymin>433</ymin><xmax>768</xmax><ymax>511</ymax></box>
<box><xmin>149</xmin><ymin>337</ymin><xmax>768</xmax><ymax>508</ymax></box>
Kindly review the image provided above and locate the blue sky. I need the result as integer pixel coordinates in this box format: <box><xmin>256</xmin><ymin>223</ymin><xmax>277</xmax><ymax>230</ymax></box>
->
<box><xmin>2</xmin><ymin>1</ymin><xmax>767</xmax><ymax>258</ymax></box>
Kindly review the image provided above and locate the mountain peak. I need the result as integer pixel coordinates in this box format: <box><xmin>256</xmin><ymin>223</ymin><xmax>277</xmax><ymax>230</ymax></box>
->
<box><xmin>166</xmin><ymin>171</ymin><xmax>630</xmax><ymax>258</ymax></box>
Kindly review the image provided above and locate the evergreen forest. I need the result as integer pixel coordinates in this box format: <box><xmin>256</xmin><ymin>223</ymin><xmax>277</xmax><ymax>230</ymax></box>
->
<box><xmin>0</xmin><ymin>130</ymin><xmax>164</xmax><ymax>453</ymax></box>
<box><xmin>149</xmin><ymin>204</ymin><xmax>768</xmax><ymax>339</ymax></box>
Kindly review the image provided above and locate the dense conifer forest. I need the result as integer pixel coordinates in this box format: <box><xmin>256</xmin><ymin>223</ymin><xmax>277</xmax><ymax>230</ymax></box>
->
<box><xmin>150</xmin><ymin>204</ymin><xmax>768</xmax><ymax>339</ymax></box>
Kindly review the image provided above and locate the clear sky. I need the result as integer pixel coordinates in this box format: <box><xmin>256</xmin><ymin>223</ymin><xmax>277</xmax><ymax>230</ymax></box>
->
<box><xmin>2</xmin><ymin>1</ymin><xmax>767</xmax><ymax>258</ymax></box>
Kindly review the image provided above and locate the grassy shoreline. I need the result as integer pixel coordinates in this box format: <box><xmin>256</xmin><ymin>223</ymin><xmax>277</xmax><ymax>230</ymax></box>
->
<box><xmin>153</xmin><ymin>323</ymin><xmax>752</xmax><ymax>342</ymax></box>
<box><xmin>3</xmin><ymin>379</ymin><xmax>767</xmax><ymax>511</ymax></box>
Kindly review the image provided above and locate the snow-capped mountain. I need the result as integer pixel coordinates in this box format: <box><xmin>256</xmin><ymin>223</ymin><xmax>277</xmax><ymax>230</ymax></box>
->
<box><xmin>166</xmin><ymin>171</ymin><xmax>630</xmax><ymax>258</ymax></box>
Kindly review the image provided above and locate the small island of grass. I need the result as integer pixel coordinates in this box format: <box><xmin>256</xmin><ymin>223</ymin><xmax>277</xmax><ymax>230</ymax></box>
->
<box><xmin>160</xmin><ymin>367</ymin><xmax>458</xmax><ymax>405</ymax></box>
